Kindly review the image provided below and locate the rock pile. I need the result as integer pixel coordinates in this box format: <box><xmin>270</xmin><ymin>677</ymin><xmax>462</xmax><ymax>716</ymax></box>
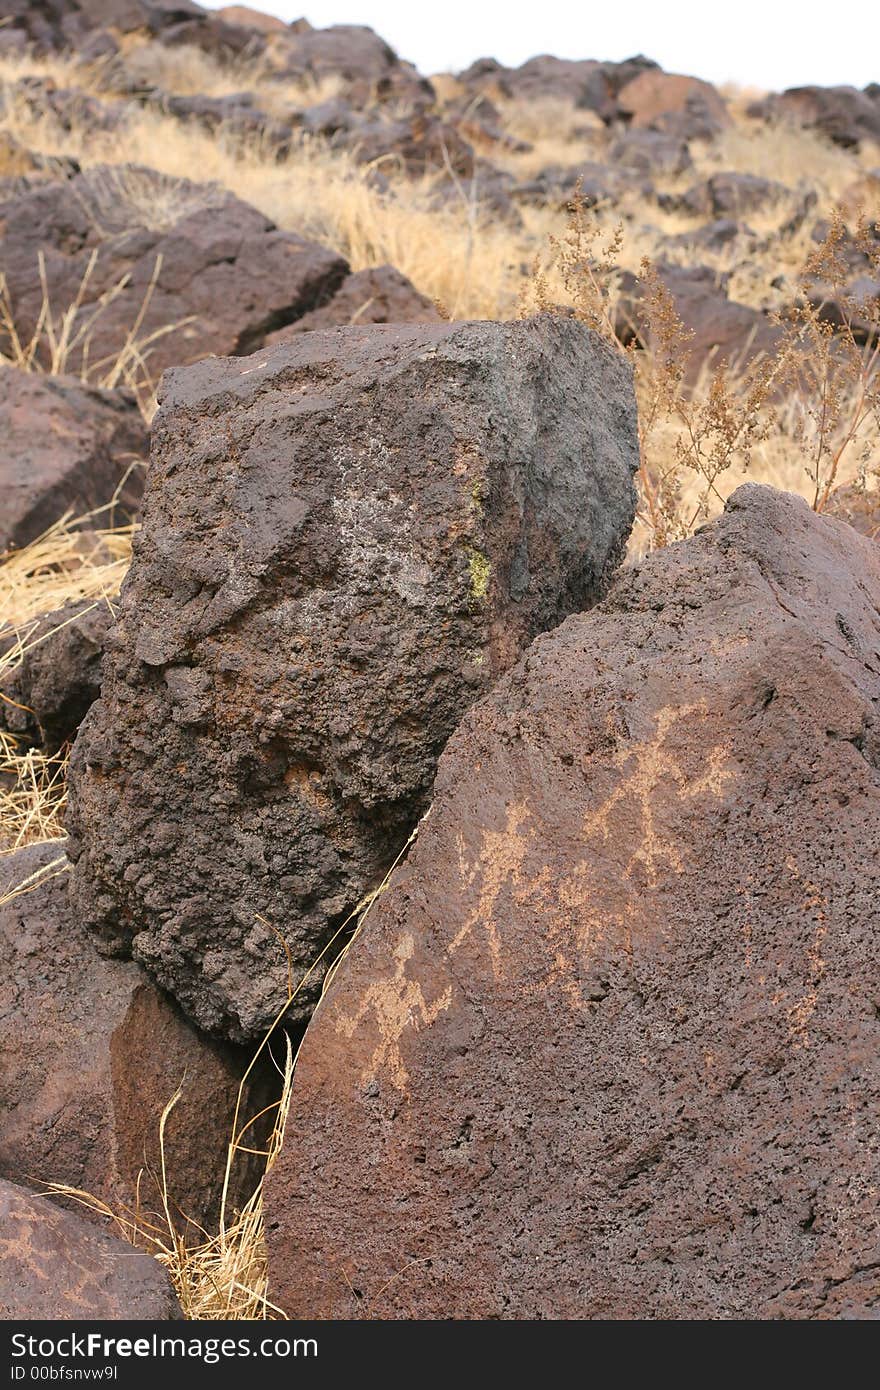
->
<box><xmin>66</xmin><ymin>316</ymin><xmax>639</xmax><ymax>1040</ymax></box>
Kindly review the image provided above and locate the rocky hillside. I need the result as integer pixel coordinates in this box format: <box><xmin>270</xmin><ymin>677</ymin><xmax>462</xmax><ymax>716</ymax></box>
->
<box><xmin>0</xmin><ymin>2</ymin><xmax>878</xmax><ymax>1322</ymax></box>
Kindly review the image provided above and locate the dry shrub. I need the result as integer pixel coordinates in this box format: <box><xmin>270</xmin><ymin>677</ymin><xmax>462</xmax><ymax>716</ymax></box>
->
<box><xmin>526</xmin><ymin>190</ymin><xmax>880</xmax><ymax>552</ymax></box>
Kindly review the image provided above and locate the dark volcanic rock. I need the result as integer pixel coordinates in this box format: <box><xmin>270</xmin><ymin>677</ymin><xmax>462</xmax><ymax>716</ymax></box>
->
<box><xmin>757</xmin><ymin>85</ymin><xmax>880</xmax><ymax>149</ymax></box>
<box><xmin>661</xmin><ymin>172</ymin><xmax>791</xmax><ymax>219</ymax></box>
<box><xmin>0</xmin><ymin>1177</ymin><xmax>179</xmax><ymax>1319</ymax></box>
<box><xmin>0</xmin><ymin>842</ymin><xmax>265</xmax><ymax>1229</ymax></box>
<box><xmin>341</xmin><ymin>112</ymin><xmax>475</xmax><ymax>178</ymax></box>
<box><xmin>66</xmin><ymin>317</ymin><xmax>639</xmax><ymax>1040</ymax></box>
<box><xmin>157</xmin><ymin>92</ymin><xmax>293</xmax><ymax>150</ymax></box>
<box><xmin>608</xmin><ymin>129</ymin><xmax>692</xmax><ymax>177</ymax></box>
<box><xmin>0</xmin><ymin>598</ymin><xmax>113</xmax><ymax>751</ymax></box>
<box><xmin>0</xmin><ymin>369</ymin><xmax>146</xmax><ymax>553</ymax></box>
<box><xmin>264</xmin><ymin>266</ymin><xmax>443</xmax><ymax>345</ymax></box>
<box><xmin>615</xmin><ymin>69</ymin><xmax>731</xmax><ymax>140</ymax></box>
<box><xmin>264</xmin><ymin>22</ymin><xmax>432</xmax><ymax>108</ymax></box>
<box><xmin>0</xmin><ymin>167</ymin><xmax>348</xmax><ymax>388</ymax></box>
<box><xmin>265</xmin><ymin>485</ymin><xmax>880</xmax><ymax>1320</ymax></box>
<box><xmin>512</xmin><ymin>160</ymin><xmax>650</xmax><ymax>210</ymax></box>
<box><xmin>616</xmin><ymin>264</ymin><xmax>783</xmax><ymax>382</ymax></box>
<box><xmin>1</xmin><ymin>0</ymin><xmax>209</xmax><ymax>54</ymax></box>
<box><xmin>664</xmin><ymin>218</ymin><xmax>758</xmax><ymax>255</ymax></box>
<box><xmin>458</xmin><ymin>54</ymin><xmax>658</xmax><ymax>120</ymax></box>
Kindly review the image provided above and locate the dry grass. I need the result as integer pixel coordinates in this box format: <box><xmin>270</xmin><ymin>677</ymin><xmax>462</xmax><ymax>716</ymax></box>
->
<box><xmin>47</xmin><ymin>1043</ymin><xmax>295</xmax><ymax>1320</ymax></box>
<box><xmin>0</xmin><ymin>508</ymin><xmax>133</xmax><ymax>631</ymax></box>
<box><xmin>2</xmin><ymin>42</ymin><xmax>878</xmax><ymax>325</ymax></box>
<box><xmin>0</xmin><ymin>509</ymin><xmax>134</xmax><ymax>856</ymax></box>
<box><xmin>0</xmin><ymin>726</ymin><xmax>68</xmax><ymax>856</ymax></box>
<box><xmin>0</xmin><ymin>249</ymin><xmax>190</xmax><ymax>418</ymax></box>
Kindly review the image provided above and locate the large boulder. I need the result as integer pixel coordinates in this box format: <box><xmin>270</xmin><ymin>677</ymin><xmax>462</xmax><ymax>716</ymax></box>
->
<box><xmin>457</xmin><ymin>54</ymin><xmax>658</xmax><ymax>120</ymax></box>
<box><xmin>0</xmin><ymin>168</ymin><xmax>348</xmax><ymax>391</ymax></box>
<box><xmin>0</xmin><ymin>1177</ymin><xmax>179</xmax><ymax>1319</ymax></box>
<box><xmin>0</xmin><ymin>843</ymin><xmax>266</xmax><ymax>1228</ymax></box>
<box><xmin>340</xmin><ymin>112</ymin><xmax>476</xmax><ymax>179</ymax></box>
<box><xmin>0</xmin><ymin>369</ymin><xmax>147</xmax><ymax>553</ymax></box>
<box><xmin>615</xmin><ymin>69</ymin><xmax>731</xmax><ymax>140</ymax></box>
<box><xmin>661</xmin><ymin>172</ymin><xmax>792</xmax><ymax>219</ymax></box>
<box><xmin>265</xmin><ymin>22</ymin><xmax>432</xmax><ymax>107</ymax></box>
<box><xmin>217</xmin><ymin>5</ymin><xmax>288</xmax><ymax>33</ymax></box>
<box><xmin>264</xmin><ymin>266</ymin><xmax>443</xmax><ymax>346</ymax></box>
<box><xmin>0</xmin><ymin>0</ymin><xmax>208</xmax><ymax>54</ymax></box>
<box><xmin>265</xmin><ymin>486</ymin><xmax>880</xmax><ymax>1320</ymax></box>
<box><xmin>607</xmin><ymin>129</ymin><xmax>692</xmax><ymax>177</ymax></box>
<box><xmin>758</xmin><ymin>85</ymin><xmax>880</xmax><ymax>150</ymax></box>
<box><xmin>66</xmin><ymin>316</ymin><xmax>639</xmax><ymax>1040</ymax></box>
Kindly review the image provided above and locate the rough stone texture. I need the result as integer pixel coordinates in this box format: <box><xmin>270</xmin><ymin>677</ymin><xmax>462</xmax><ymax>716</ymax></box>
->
<box><xmin>218</xmin><ymin>5</ymin><xmax>288</xmax><ymax>33</ymax></box>
<box><xmin>66</xmin><ymin>316</ymin><xmax>639</xmax><ymax>1040</ymax></box>
<box><xmin>0</xmin><ymin>843</ymin><xmax>266</xmax><ymax>1229</ymax></box>
<box><xmin>608</xmin><ymin>129</ymin><xmax>692</xmax><ymax>178</ymax></box>
<box><xmin>0</xmin><ymin>0</ymin><xmax>208</xmax><ymax>54</ymax></box>
<box><xmin>0</xmin><ymin>598</ymin><xmax>113</xmax><ymax>751</ymax></box>
<box><xmin>0</xmin><ymin>369</ymin><xmax>147</xmax><ymax>553</ymax></box>
<box><xmin>0</xmin><ymin>1177</ymin><xmax>179</xmax><ymax>1319</ymax></box>
<box><xmin>265</xmin><ymin>485</ymin><xmax>880</xmax><ymax>1320</ymax></box>
<box><xmin>342</xmin><ymin>112</ymin><xmax>475</xmax><ymax>178</ymax></box>
<box><xmin>156</xmin><ymin>92</ymin><xmax>293</xmax><ymax>151</ymax></box>
<box><xmin>264</xmin><ymin>266</ymin><xmax>443</xmax><ymax>345</ymax></box>
<box><xmin>615</xmin><ymin>69</ymin><xmax>731</xmax><ymax>140</ymax></box>
<box><xmin>512</xmin><ymin>161</ymin><xmax>650</xmax><ymax>210</ymax></box>
<box><xmin>0</xmin><ymin>168</ymin><xmax>348</xmax><ymax>388</ymax></box>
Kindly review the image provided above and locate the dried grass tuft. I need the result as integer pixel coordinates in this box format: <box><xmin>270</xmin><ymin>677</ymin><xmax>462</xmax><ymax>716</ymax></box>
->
<box><xmin>0</xmin><ymin>506</ymin><xmax>134</xmax><ymax>856</ymax></box>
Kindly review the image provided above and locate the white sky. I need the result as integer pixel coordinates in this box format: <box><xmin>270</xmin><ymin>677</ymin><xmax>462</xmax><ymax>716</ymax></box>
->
<box><xmin>206</xmin><ymin>1</ymin><xmax>880</xmax><ymax>91</ymax></box>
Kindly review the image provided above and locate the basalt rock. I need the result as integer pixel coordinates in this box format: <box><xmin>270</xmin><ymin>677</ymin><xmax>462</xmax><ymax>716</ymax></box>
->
<box><xmin>615</xmin><ymin>69</ymin><xmax>731</xmax><ymax>141</ymax></box>
<box><xmin>0</xmin><ymin>843</ymin><xmax>267</xmax><ymax>1229</ymax></box>
<box><xmin>266</xmin><ymin>485</ymin><xmax>880</xmax><ymax>1319</ymax></box>
<box><xmin>0</xmin><ymin>369</ymin><xmax>146</xmax><ymax>553</ymax></box>
<box><xmin>66</xmin><ymin>316</ymin><xmax>639</xmax><ymax>1041</ymax></box>
<box><xmin>0</xmin><ymin>167</ymin><xmax>348</xmax><ymax>388</ymax></box>
<box><xmin>264</xmin><ymin>266</ymin><xmax>443</xmax><ymax>345</ymax></box>
<box><xmin>752</xmin><ymin>85</ymin><xmax>880</xmax><ymax>150</ymax></box>
<box><xmin>608</xmin><ymin>129</ymin><xmax>692</xmax><ymax>177</ymax></box>
<box><xmin>0</xmin><ymin>598</ymin><xmax>113</xmax><ymax>751</ymax></box>
<box><xmin>0</xmin><ymin>1177</ymin><xmax>179</xmax><ymax>1319</ymax></box>
<box><xmin>616</xmin><ymin>264</ymin><xmax>783</xmax><ymax>382</ymax></box>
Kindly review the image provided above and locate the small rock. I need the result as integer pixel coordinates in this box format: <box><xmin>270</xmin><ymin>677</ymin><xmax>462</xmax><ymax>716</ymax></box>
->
<box><xmin>0</xmin><ymin>369</ymin><xmax>146</xmax><ymax>553</ymax></box>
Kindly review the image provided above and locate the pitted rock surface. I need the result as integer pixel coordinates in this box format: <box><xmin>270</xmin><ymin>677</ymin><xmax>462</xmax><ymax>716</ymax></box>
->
<box><xmin>67</xmin><ymin>316</ymin><xmax>639</xmax><ymax>1039</ymax></box>
<box><xmin>265</xmin><ymin>486</ymin><xmax>880</xmax><ymax>1319</ymax></box>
